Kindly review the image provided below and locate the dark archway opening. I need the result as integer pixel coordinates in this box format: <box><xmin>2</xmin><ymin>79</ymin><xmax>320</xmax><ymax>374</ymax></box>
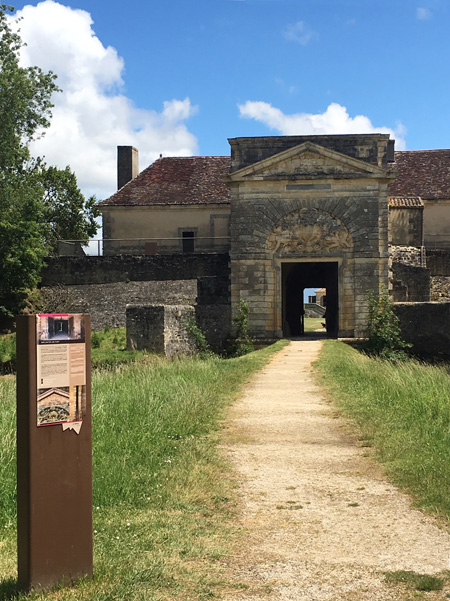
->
<box><xmin>282</xmin><ymin>262</ymin><xmax>339</xmax><ymax>338</ymax></box>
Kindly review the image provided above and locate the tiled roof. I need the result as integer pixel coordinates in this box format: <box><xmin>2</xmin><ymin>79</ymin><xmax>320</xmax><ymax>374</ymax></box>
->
<box><xmin>99</xmin><ymin>156</ymin><xmax>231</xmax><ymax>207</ymax></box>
<box><xmin>388</xmin><ymin>196</ymin><xmax>424</xmax><ymax>208</ymax></box>
<box><xmin>389</xmin><ymin>150</ymin><xmax>450</xmax><ymax>200</ymax></box>
<box><xmin>99</xmin><ymin>148</ymin><xmax>450</xmax><ymax>208</ymax></box>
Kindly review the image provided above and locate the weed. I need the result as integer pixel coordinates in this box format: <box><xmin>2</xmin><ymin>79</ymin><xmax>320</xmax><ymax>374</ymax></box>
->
<box><xmin>185</xmin><ymin>319</ymin><xmax>214</xmax><ymax>358</ymax></box>
<box><xmin>226</xmin><ymin>300</ymin><xmax>254</xmax><ymax>357</ymax></box>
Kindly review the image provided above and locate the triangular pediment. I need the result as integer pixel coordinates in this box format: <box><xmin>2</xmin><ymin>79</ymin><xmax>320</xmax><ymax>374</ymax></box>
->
<box><xmin>228</xmin><ymin>141</ymin><xmax>394</xmax><ymax>181</ymax></box>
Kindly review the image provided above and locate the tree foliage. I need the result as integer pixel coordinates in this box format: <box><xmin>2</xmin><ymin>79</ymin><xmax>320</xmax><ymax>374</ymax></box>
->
<box><xmin>40</xmin><ymin>166</ymin><xmax>99</xmax><ymax>252</ymax></box>
<box><xmin>0</xmin><ymin>5</ymin><xmax>98</xmax><ymax>316</ymax></box>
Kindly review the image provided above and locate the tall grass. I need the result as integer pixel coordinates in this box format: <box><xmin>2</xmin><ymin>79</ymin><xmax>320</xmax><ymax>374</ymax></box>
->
<box><xmin>0</xmin><ymin>341</ymin><xmax>286</xmax><ymax>600</ymax></box>
<box><xmin>316</xmin><ymin>340</ymin><xmax>450</xmax><ymax>519</ymax></box>
<box><xmin>0</xmin><ymin>377</ymin><xmax>16</xmax><ymax>528</ymax></box>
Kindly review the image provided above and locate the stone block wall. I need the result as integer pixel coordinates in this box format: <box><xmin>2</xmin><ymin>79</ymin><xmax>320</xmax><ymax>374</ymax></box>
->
<box><xmin>389</xmin><ymin>208</ymin><xmax>423</xmax><ymax>247</ymax></box>
<box><xmin>394</xmin><ymin>302</ymin><xmax>450</xmax><ymax>358</ymax></box>
<box><xmin>126</xmin><ymin>304</ymin><xmax>196</xmax><ymax>358</ymax></box>
<box><xmin>41</xmin><ymin>280</ymin><xmax>198</xmax><ymax>331</ymax></box>
<box><xmin>229</xmin><ymin>134</ymin><xmax>393</xmax><ymax>172</ymax></box>
<box><xmin>42</xmin><ymin>253</ymin><xmax>229</xmax><ymax>286</ymax></box>
<box><xmin>427</xmin><ymin>250</ymin><xmax>450</xmax><ymax>276</ymax></box>
<box><xmin>195</xmin><ymin>304</ymin><xmax>232</xmax><ymax>350</ymax></box>
<box><xmin>391</xmin><ymin>263</ymin><xmax>430</xmax><ymax>302</ymax></box>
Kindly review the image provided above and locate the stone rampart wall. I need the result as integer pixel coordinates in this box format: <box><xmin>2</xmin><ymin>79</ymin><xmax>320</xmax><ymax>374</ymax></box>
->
<box><xmin>391</xmin><ymin>263</ymin><xmax>430</xmax><ymax>302</ymax></box>
<box><xmin>41</xmin><ymin>280</ymin><xmax>198</xmax><ymax>331</ymax></box>
<box><xmin>427</xmin><ymin>250</ymin><xmax>450</xmax><ymax>276</ymax></box>
<box><xmin>42</xmin><ymin>253</ymin><xmax>229</xmax><ymax>286</ymax></box>
<box><xmin>394</xmin><ymin>302</ymin><xmax>450</xmax><ymax>358</ymax></box>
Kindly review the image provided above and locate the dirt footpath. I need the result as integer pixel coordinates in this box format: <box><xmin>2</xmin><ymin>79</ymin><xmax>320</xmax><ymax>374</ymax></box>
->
<box><xmin>222</xmin><ymin>340</ymin><xmax>450</xmax><ymax>600</ymax></box>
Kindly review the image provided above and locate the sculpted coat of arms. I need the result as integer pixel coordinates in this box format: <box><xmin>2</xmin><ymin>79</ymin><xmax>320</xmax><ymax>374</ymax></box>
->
<box><xmin>267</xmin><ymin>208</ymin><xmax>353</xmax><ymax>254</ymax></box>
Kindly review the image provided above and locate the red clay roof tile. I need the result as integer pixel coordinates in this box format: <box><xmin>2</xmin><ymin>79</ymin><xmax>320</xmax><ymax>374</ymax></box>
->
<box><xmin>98</xmin><ymin>156</ymin><xmax>231</xmax><ymax>207</ymax></box>
<box><xmin>388</xmin><ymin>196</ymin><xmax>424</xmax><ymax>208</ymax></box>
<box><xmin>389</xmin><ymin>150</ymin><xmax>450</xmax><ymax>200</ymax></box>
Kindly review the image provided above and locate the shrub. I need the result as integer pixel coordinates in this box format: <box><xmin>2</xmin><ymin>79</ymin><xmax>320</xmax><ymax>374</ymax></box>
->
<box><xmin>185</xmin><ymin>319</ymin><xmax>214</xmax><ymax>358</ymax></box>
<box><xmin>365</xmin><ymin>288</ymin><xmax>410</xmax><ymax>360</ymax></box>
<box><xmin>226</xmin><ymin>300</ymin><xmax>254</xmax><ymax>357</ymax></box>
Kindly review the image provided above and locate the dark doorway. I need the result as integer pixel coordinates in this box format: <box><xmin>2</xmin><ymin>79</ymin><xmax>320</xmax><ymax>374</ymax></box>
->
<box><xmin>282</xmin><ymin>262</ymin><xmax>339</xmax><ymax>338</ymax></box>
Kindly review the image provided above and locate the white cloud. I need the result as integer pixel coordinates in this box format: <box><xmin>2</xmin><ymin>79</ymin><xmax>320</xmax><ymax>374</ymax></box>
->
<box><xmin>238</xmin><ymin>101</ymin><xmax>406</xmax><ymax>149</ymax></box>
<box><xmin>9</xmin><ymin>1</ymin><xmax>198</xmax><ymax>198</ymax></box>
<box><xmin>283</xmin><ymin>21</ymin><xmax>317</xmax><ymax>46</ymax></box>
<box><xmin>416</xmin><ymin>7</ymin><xmax>432</xmax><ymax>20</ymax></box>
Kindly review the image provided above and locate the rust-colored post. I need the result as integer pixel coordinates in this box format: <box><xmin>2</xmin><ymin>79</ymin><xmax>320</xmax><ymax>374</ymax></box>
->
<box><xmin>16</xmin><ymin>314</ymin><xmax>93</xmax><ymax>591</ymax></box>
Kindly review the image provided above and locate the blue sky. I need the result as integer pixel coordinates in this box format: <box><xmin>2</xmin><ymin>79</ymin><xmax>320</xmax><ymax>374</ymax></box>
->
<box><xmin>8</xmin><ymin>0</ymin><xmax>450</xmax><ymax>200</ymax></box>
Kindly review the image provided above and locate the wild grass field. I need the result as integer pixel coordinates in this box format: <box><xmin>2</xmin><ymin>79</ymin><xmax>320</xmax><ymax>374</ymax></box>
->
<box><xmin>316</xmin><ymin>340</ymin><xmax>450</xmax><ymax>520</ymax></box>
<box><xmin>0</xmin><ymin>338</ymin><xmax>286</xmax><ymax>600</ymax></box>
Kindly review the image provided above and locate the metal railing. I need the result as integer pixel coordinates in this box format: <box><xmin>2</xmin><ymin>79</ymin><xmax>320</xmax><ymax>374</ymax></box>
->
<box><xmin>57</xmin><ymin>237</ymin><xmax>231</xmax><ymax>257</ymax></box>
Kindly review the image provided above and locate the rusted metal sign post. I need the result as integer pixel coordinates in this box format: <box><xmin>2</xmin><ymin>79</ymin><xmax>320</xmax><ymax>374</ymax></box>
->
<box><xmin>16</xmin><ymin>314</ymin><xmax>93</xmax><ymax>591</ymax></box>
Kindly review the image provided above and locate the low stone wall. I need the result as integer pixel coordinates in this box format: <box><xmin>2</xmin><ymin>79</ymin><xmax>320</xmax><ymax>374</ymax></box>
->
<box><xmin>42</xmin><ymin>253</ymin><xmax>229</xmax><ymax>286</ymax></box>
<box><xmin>427</xmin><ymin>250</ymin><xmax>450</xmax><ymax>276</ymax></box>
<box><xmin>126</xmin><ymin>305</ymin><xmax>196</xmax><ymax>358</ymax></box>
<box><xmin>41</xmin><ymin>280</ymin><xmax>197</xmax><ymax>331</ymax></box>
<box><xmin>394</xmin><ymin>302</ymin><xmax>450</xmax><ymax>358</ymax></box>
<box><xmin>391</xmin><ymin>263</ymin><xmax>430</xmax><ymax>302</ymax></box>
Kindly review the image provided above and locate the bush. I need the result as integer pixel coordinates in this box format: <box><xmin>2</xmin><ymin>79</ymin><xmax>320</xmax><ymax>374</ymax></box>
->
<box><xmin>185</xmin><ymin>319</ymin><xmax>214</xmax><ymax>358</ymax></box>
<box><xmin>225</xmin><ymin>299</ymin><xmax>254</xmax><ymax>357</ymax></box>
<box><xmin>365</xmin><ymin>288</ymin><xmax>410</xmax><ymax>360</ymax></box>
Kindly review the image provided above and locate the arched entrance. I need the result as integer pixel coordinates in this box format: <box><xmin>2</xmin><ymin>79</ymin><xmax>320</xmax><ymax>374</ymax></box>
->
<box><xmin>282</xmin><ymin>262</ymin><xmax>339</xmax><ymax>338</ymax></box>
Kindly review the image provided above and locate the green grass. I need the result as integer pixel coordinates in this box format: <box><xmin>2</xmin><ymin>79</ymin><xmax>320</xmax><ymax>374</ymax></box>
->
<box><xmin>384</xmin><ymin>570</ymin><xmax>445</xmax><ymax>592</ymax></box>
<box><xmin>0</xmin><ymin>327</ymin><xmax>147</xmax><ymax>372</ymax></box>
<box><xmin>0</xmin><ymin>340</ymin><xmax>287</xmax><ymax>600</ymax></box>
<box><xmin>0</xmin><ymin>333</ymin><xmax>16</xmax><ymax>373</ymax></box>
<box><xmin>315</xmin><ymin>340</ymin><xmax>450</xmax><ymax>519</ymax></box>
<box><xmin>303</xmin><ymin>317</ymin><xmax>324</xmax><ymax>332</ymax></box>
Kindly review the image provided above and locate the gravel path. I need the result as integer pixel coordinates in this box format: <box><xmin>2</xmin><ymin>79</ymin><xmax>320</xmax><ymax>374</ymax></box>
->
<box><xmin>221</xmin><ymin>340</ymin><xmax>450</xmax><ymax>600</ymax></box>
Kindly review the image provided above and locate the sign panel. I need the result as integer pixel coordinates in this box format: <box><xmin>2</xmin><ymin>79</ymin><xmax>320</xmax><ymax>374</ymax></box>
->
<box><xmin>36</xmin><ymin>314</ymin><xmax>86</xmax><ymax>427</ymax></box>
<box><xmin>16</xmin><ymin>314</ymin><xmax>93</xmax><ymax>592</ymax></box>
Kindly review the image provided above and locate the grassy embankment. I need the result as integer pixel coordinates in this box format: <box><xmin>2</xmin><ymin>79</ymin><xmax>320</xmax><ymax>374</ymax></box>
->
<box><xmin>316</xmin><ymin>340</ymin><xmax>450</xmax><ymax>520</ymax></box>
<box><xmin>0</xmin><ymin>332</ymin><xmax>286</xmax><ymax>601</ymax></box>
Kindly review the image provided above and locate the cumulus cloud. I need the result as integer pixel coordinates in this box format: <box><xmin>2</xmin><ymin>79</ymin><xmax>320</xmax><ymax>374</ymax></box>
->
<box><xmin>416</xmin><ymin>7</ymin><xmax>432</xmax><ymax>20</ymax></box>
<box><xmin>283</xmin><ymin>21</ymin><xmax>317</xmax><ymax>46</ymax></box>
<box><xmin>238</xmin><ymin>101</ymin><xmax>406</xmax><ymax>149</ymax></box>
<box><xmin>9</xmin><ymin>1</ymin><xmax>198</xmax><ymax>198</ymax></box>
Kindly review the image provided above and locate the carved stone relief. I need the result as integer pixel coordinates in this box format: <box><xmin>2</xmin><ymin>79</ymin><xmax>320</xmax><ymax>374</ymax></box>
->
<box><xmin>267</xmin><ymin>208</ymin><xmax>353</xmax><ymax>254</ymax></box>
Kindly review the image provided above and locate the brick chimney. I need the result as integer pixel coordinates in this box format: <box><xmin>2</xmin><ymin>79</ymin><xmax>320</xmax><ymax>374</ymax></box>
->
<box><xmin>117</xmin><ymin>146</ymin><xmax>139</xmax><ymax>190</ymax></box>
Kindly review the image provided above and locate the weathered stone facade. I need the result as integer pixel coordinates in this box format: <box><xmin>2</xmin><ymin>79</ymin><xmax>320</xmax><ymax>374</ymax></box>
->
<box><xmin>228</xmin><ymin>135</ymin><xmax>395</xmax><ymax>338</ymax></box>
<box><xmin>126</xmin><ymin>304</ymin><xmax>196</xmax><ymax>358</ymax></box>
<box><xmin>394</xmin><ymin>302</ymin><xmax>450</xmax><ymax>358</ymax></box>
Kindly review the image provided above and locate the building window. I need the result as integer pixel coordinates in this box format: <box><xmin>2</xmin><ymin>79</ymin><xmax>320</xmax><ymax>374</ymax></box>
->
<box><xmin>182</xmin><ymin>231</ymin><xmax>195</xmax><ymax>253</ymax></box>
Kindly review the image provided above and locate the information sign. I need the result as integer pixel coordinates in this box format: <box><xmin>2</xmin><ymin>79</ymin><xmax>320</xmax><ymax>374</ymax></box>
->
<box><xmin>16</xmin><ymin>314</ymin><xmax>93</xmax><ymax>591</ymax></box>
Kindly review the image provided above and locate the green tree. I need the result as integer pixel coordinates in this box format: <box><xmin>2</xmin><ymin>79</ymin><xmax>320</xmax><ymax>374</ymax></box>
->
<box><xmin>0</xmin><ymin>6</ymin><xmax>98</xmax><ymax>316</ymax></box>
<box><xmin>40</xmin><ymin>165</ymin><xmax>99</xmax><ymax>253</ymax></box>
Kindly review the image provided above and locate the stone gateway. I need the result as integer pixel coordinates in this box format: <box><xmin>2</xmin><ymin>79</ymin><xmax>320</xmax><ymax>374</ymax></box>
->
<box><xmin>227</xmin><ymin>135</ymin><xmax>395</xmax><ymax>339</ymax></box>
